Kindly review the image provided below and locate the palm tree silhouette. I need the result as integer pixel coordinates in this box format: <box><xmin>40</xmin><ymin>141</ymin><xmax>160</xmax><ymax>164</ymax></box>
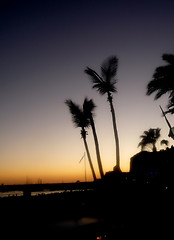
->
<box><xmin>146</xmin><ymin>54</ymin><xmax>174</xmax><ymax>104</ymax></box>
<box><xmin>83</xmin><ymin>98</ymin><xmax>104</xmax><ymax>178</ymax></box>
<box><xmin>138</xmin><ymin>128</ymin><xmax>161</xmax><ymax>152</ymax></box>
<box><xmin>85</xmin><ymin>56</ymin><xmax>121</xmax><ymax>172</ymax></box>
<box><xmin>65</xmin><ymin>99</ymin><xmax>97</xmax><ymax>181</ymax></box>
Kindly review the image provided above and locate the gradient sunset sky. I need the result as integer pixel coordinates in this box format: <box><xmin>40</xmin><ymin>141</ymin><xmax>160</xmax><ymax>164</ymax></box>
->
<box><xmin>1</xmin><ymin>0</ymin><xmax>174</xmax><ymax>184</ymax></box>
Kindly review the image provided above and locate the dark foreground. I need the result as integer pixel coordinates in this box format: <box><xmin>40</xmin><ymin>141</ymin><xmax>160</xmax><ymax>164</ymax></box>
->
<box><xmin>1</xmin><ymin>178</ymin><xmax>174</xmax><ymax>239</ymax></box>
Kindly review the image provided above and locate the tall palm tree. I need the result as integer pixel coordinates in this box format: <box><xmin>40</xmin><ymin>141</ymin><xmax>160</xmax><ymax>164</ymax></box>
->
<box><xmin>65</xmin><ymin>99</ymin><xmax>97</xmax><ymax>181</ymax></box>
<box><xmin>83</xmin><ymin>98</ymin><xmax>104</xmax><ymax>178</ymax></box>
<box><xmin>85</xmin><ymin>56</ymin><xmax>121</xmax><ymax>172</ymax></box>
<box><xmin>146</xmin><ymin>54</ymin><xmax>174</xmax><ymax>106</ymax></box>
<box><xmin>138</xmin><ymin>128</ymin><xmax>161</xmax><ymax>152</ymax></box>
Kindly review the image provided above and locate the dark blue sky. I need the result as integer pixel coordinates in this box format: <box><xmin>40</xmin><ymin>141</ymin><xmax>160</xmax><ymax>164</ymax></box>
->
<box><xmin>0</xmin><ymin>0</ymin><xmax>174</xmax><ymax>183</ymax></box>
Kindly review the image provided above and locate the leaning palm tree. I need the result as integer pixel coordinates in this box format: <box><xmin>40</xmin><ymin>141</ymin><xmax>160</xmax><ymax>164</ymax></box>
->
<box><xmin>65</xmin><ymin>99</ymin><xmax>97</xmax><ymax>181</ymax></box>
<box><xmin>83</xmin><ymin>97</ymin><xmax>104</xmax><ymax>178</ymax></box>
<box><xmin>146</xmin><ymin>54</ymin><xmax>174</xmax><ymax>109</ymax></box>
<box><xmin>138</xmin><ymin>128</ymin><xmax>161</xmax><ymax>152</ymax></box>
<box><xmin>85</xmin><ymin>56</ymin><xmax>121</xmax><ymax>172</ymax></box>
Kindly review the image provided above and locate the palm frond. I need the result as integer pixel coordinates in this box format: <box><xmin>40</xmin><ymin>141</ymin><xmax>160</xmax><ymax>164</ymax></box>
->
<box><xmin>166</xmin><ymin>96</ymin><xmax>174</xmax><ymax>114</ymax></box>
<box><xmin>84</xmin><ymin>67</ymin><xmax>103</xmax><ymax>84</ymax></box>
<box><xmin>65</xmin><ymin>99</ymin><xmax>80</xmax><ymax>116</ymax></box>
<box><xmin>92</xmin><ymin>82</ymin><xmax>107</xmax><ymax>95</ymax></box>
<box><xmin>101</xmin><ymin>56</ymin><xmax>118</xmax><ymax>80</ymax></box>
<box><xmin>83</xmin><ymin>98</ymin><xmax>96</xmax><ymax>116</ymax></box>
<box><xmin>65</xmin><ymin>99</ymin><xmax>90</xmax><ymax>128</ymax></box>
<box><xmin>146</xmin><ymin>78</ymin><xmax>170</xmax><ymax>99</ymax></box>
<box><xmin>146</xmin><ymin>54</ymin><xmax>174</xmax><ymax>100</ymax></box>
<box><xmin>85</xmin><ymin>56</ymin><xmax>118</xmax><ymax>96</ymax></box>
<box><xmin>92</xmin><ymin>78</ymin><xmax>117</xmax><ymax>95</ymax></box>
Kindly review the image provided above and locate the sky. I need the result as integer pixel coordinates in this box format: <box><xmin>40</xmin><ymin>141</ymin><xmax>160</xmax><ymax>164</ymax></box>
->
<box><xmin>0</xmin><ymin>0</ymin><xmax>174</xmax><ymax>184</ymax></box>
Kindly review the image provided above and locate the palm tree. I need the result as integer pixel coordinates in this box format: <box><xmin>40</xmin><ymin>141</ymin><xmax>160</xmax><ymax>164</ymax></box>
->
<box><xmin>83</xmin><ymin>98</ymin><xmax>104</xmax><ymax>178</ymax></box>
<box><xmin>160</xmin><ymin>139</ymin><xmax>169</xmax><ymax>149</ymax></box>
<box><xmin>65</xmin><ymin>99</ymin><xmax>97</xmax><ymax>181</ymax></box>
<box><xmin>146</xmin><ymin>54</ymin><xmax>174</xmax><ymax>107</ymax></box>
<box><xmin>138</xmin><ymin>128</ymin><xmax>161</xmax><ymax>152</ymax></box>
<box><xmin>84</xmin><ymin>56</ymin><xmax>121</xmax><ymax>172</ymax></box>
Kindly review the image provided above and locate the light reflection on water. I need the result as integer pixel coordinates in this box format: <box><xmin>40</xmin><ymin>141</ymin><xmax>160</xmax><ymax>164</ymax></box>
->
<box><xmin>0</xmin><ymin>189</ymin><xmax>89</xmax><ymax>198</ymax></box>
<box><xmin>0</xmin><ymin>191</ymin><xmax>23</xmax><ymax>198</ymax></box>
<box><xmin>31</xmin><ymin>189</ymin><xmax>65</xmax><ymax>197</ymax></box>
<box><xmin>55</xmin><ymin>217</ymin><xmax>102</xmax><ymax>228</ymax></box>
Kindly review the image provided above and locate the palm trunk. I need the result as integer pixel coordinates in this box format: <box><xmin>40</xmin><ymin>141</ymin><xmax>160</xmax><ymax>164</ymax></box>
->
<box><xmin>108</xmin><ymin>93</ymin><xmax>121</xmax><ymax>172</ymax></box>
<box><xmin>90</xmin><ymin>115</ymin><xmax>104</xmax><ymax>178</ymax></box>
<box><xmin>81</xmin><ymin>128</ymin><xmax>97</xmax><ymax>181</ymax></box>
<box><xmin>160</xmin><ymin>106</ymin><xmax>174</xmax><ymax>140</ymax></box>
<box><xmin>152</xmin><ymin>143</ymin><xmax>157</xmax><ymax>152</ymax></box>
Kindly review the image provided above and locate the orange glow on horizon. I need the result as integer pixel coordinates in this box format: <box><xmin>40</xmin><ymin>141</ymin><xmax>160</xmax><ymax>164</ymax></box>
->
<box><xmin>0</xmin><ymin>122</ymin><xmax>132</xmax><ymax>185</ymax></box>
<box><xmin>0</xmin><ymin>155</ymin><xmax>130</xmax><ymax>185</ymax></box>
